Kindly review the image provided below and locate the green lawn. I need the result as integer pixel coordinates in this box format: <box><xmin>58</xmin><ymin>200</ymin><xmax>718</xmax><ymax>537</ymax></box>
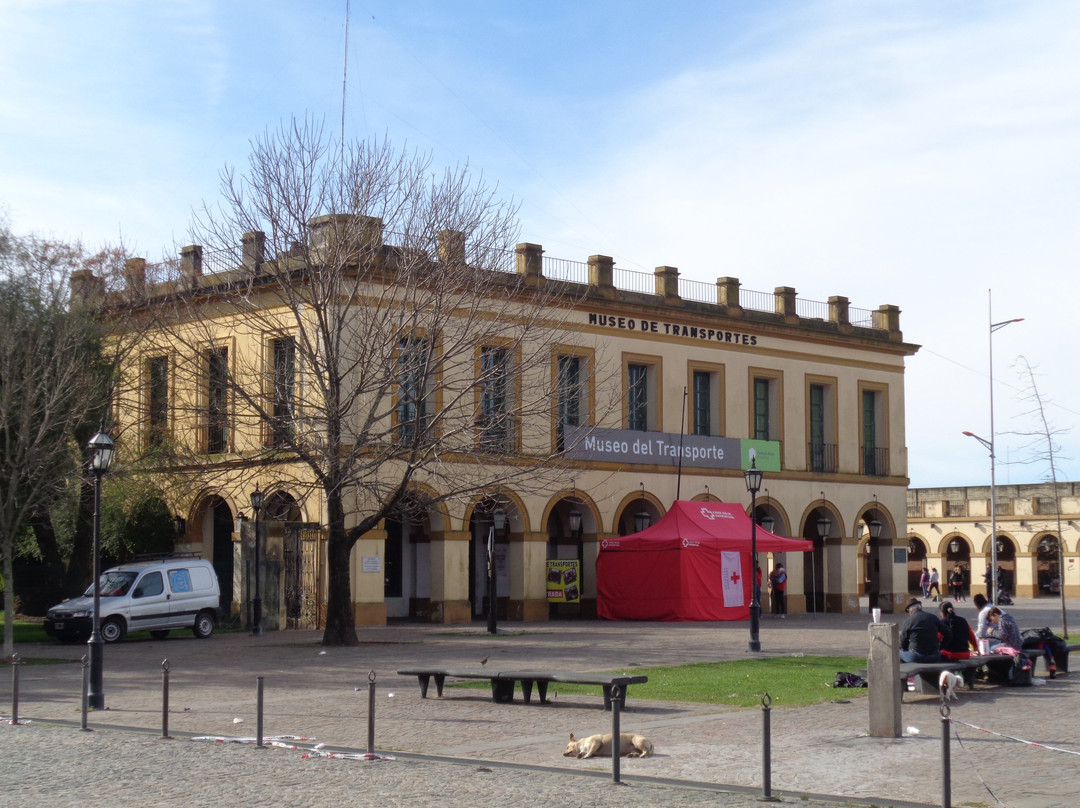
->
<box><xmin>456</xmin><ymin>655</ymin><xmax>868</xmax><ymax>709</ymax></box>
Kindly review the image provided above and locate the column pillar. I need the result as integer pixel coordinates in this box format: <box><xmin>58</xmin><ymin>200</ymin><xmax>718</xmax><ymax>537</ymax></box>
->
<box><xmin>428</xmin><ymin>530</ymin><xmax>471</xmax><ymax>623</ymax></box>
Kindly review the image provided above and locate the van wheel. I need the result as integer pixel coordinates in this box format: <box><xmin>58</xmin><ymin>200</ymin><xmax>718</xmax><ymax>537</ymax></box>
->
<box><xmin>100</xmin><ymin>617</ymin><xmax>125</xmax><ymax>643</ymax></box>
<box><xmin>149</xmin><ymin>630</ymin><xmax>170</xmax><ymax>640</ymax></box>
<box><xmin>192</xmin><ymin>611</ymin><xmax>215</xmax><ymax>639</ymax></box>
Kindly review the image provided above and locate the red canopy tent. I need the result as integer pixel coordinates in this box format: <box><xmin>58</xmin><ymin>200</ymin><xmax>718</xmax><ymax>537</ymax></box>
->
<box><xmin>597</xmin><ymin>500</ymin><xmax>813</xmax><ymax>621</ymax></box>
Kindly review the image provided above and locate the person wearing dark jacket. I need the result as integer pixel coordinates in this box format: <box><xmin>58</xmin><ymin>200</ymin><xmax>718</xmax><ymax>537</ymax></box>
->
<box><xmin>938</xmin><ymin>601</ymin><xmax>977</xmax><ymax>659</ymax></box>
<box><xmin>899</xmin><ymin>599</ymin><xmax>950</xmax><ymax>662</ymax></box>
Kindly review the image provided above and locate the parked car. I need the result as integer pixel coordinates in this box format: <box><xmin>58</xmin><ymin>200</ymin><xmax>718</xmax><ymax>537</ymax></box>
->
<box><xmin>44</xmin><ymin>556</ymin><xmax>221</xmax><ymax>643</ymax></box>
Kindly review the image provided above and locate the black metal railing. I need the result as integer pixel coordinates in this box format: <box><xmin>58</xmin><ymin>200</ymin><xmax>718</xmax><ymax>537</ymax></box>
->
<box><xmin>807</xmin><ymin>442</ymin><xmax>838</xmax><ymax>473</ymax></box>
<box><xmin>861</xmin><ymin>446</ymin><xmax>889</xmax><ymax>477</ymax></box>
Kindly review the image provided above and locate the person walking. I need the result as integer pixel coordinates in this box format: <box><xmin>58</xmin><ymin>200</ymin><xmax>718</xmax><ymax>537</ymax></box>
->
<box><xmin>949</xmin><ymin>565</ymin><xmax>965</xmax><ymax>601</ymax></box>
<box><xmin>928</xmin><ymin>567</ymin><xmax>941</xmax><ymax>602</ymax></box>
<box><xmin>919</xmin><ymin>568</ymin><xmax>930</xmax><ymax>598</ymax></box>
<box><xmin>768</xmin><ymin>563</ymin><xmax>787</xmax><ymax>618</ymax></box>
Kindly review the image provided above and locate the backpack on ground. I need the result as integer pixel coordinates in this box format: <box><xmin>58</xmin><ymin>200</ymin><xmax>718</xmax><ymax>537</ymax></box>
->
<box><xmin>832</xmin><ymin>671</ymin><xmax>868</xmax><ymax>688</ymax></box>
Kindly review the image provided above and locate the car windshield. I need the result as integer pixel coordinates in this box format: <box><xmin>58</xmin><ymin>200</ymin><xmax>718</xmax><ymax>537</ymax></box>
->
<box><xmin>83</xmin><ymin>571</ymin><xmax>137</xmax><ymax>598</ymax></box>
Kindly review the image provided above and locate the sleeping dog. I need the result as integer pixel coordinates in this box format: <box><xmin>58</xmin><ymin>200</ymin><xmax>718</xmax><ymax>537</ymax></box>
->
<box><xmin>563</xmin><ymin>732</ymin><xmax>654</xmax><ymax>759</ymax></box>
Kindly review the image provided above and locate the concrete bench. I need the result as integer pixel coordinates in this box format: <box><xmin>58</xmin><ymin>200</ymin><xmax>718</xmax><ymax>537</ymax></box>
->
<box><xmin>396</xmin><ymin>666</ymin><xmax>648</xmax><ymax>709</ymax></box>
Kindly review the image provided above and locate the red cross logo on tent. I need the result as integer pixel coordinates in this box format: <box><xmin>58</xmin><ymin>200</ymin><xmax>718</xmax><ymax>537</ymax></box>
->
<box><xmin>729</xmin><ymin>570</ymin><xmax>740</xmax><ymax>586</ymax></box>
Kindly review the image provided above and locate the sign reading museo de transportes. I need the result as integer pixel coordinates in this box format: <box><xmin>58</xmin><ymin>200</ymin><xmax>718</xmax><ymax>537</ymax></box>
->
<box><xmin>563</xmin><ymin>425</ymin><xmax>780</xmax><ymax>471</ymax></box>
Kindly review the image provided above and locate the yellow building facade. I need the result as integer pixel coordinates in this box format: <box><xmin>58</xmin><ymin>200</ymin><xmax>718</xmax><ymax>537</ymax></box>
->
<box><xmin>81</xmin><ymin>222</ymin><xmax>920</xmax><ymax>628</ymax></box>
<box><xmin>907</xmin><ymin>484</ymin><xmax>1079</xmax><ymax>599</ymax></box>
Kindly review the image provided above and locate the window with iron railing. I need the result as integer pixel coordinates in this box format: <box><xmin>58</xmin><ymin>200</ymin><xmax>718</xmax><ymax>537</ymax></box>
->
<box><xmin>267</xmin><ymin>337</ymin><xmax>296</xmax><ymax>448</ymax></box>
<box><xmin>627</xmin><ymin>363</ymin><xmax>649</xmax><ymax>432</ymax></box>
<box><xmin>808</xmin><ymin>442</ymin><xmax>838</xmax><ymax>473</ymax></box>
<box><xmin>146</xmin><ymin>355</ymin><xmax>169</xmax><ymax>451</ymax></box>
<box><xmin>861</xmin><ymin>445</ymin><xmax>889</xmax><ymax>477</ymax></box>
<box><xmin>479</xmin><ymin>346</ymin><xmax>513</xmax><ymax>451</ymax></box>
<box><xmin>397</xmin><ymin>336</ymin><xmax>433</xmax><ymax>446</ymax></box>
<box><xmin>205</xmin><ymin>346</ymin><xmax>229</xmax><ymax>454</ymax></box>
<box><xmin>946</xmin><ymin>501</ymin><xmax>966</xmax><ymax>517</ymax></box>
<box><xmin>556</xmin><ymin>354</ymin><xmax>583</xmax><ymax>451</ymax></box>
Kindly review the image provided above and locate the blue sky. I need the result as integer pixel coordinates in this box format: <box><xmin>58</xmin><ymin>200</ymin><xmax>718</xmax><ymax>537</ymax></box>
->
<box><xmin>3</xmin><ymin>1</ymin><xmax>1078</xmax><ymax>488</ymax></box>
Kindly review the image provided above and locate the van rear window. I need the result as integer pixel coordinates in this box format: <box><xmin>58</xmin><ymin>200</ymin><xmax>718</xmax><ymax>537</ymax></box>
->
<box><xmin>169</xmin><ymin>569</ymin><xmax>192</xmax><ymax>593</ymax></box>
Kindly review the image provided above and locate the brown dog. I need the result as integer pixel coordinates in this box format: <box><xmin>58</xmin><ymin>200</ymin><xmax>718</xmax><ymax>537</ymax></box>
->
<box><xmin>563</xmin><ymin>732</ymin><xmax>654</xmax><ymax>759</ymax></box>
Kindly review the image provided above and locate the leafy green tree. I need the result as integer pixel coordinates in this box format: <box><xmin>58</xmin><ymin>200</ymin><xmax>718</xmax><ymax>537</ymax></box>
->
<box><xmin>0</xmin><ymin>222</ymin><xmax>115</xmax><ymax>658</ymax></box>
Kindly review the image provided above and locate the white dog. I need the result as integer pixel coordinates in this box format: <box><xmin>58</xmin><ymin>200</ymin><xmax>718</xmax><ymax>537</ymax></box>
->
<box><xmin>939</xmin><ymin>670</ymin><xmax>962</xmax><ymax>702</ymax></box>
<box><xmin>563</xmin><ymin>732</ymin><xmax>654</xmax><ymax>759</ymax></box>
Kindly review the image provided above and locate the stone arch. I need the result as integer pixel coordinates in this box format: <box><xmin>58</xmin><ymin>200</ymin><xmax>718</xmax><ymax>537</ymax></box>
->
<box><xmin>857</xmin><ymin>501</ymin><xmax>898</xmax><ymax>612</ymax></box>
<box><xmin>188</xmin><ymin>490</ymin><xmax>239</xmax><ymax>617</ymax></box>
<box><xmin>798</xmin><ymin>499</ymin><xmax>842</xmax><ymax>614</ymax></box>
<box><xmin>264</xmin><ymin>489</ymin><xmax>304</xmax><ymax>522</ymax></box>
<box><xmin>614</xmin><ymin>487</ymin><xmax>665</xmax><ymax>536</ymax></box>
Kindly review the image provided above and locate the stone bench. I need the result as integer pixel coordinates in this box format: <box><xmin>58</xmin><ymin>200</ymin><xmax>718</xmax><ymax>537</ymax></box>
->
<box><xmin>396</xmin><ymin>666</ymin><xmax>648</xmax><ymax>709</ymax></box>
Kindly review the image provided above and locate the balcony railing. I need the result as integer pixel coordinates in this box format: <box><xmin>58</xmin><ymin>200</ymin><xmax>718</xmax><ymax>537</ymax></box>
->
<box><xmin>861</xmin><ymin>446</ymin><xmax>889</xmax><ymax>477</ymax></box>
<box><xmin>198</xmin><ymin>419</ymin><xmax>230</xmax><ymax>455</ymax></box>
<box><xmin>476</xmin><ymin>414</ymin><xmax>518</xmax><ymax>454</ymax></box>
<box><xmin>807</xmin><ymin>442</ymin><xmax>838</xmax><ymax>473</ymax></box>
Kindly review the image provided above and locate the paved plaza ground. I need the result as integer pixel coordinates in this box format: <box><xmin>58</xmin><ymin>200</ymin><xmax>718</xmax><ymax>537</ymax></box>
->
<box><xmin>2</xmin><ymin>597</ymin><xmax>1077</xmax><ymax>808</ymax></box>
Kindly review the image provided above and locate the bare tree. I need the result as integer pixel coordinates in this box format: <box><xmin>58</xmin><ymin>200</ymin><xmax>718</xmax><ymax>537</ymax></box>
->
<box><xmin>1011</xmin><ymin>355</ymin><xmax>1070</xmax><ymax>637</ymax></box>
<box><xmin>139</xmin><ymin>119</ymin><xmax>612</xmax><ymax>645</ymax></box>
<box><xmin>0</xmin><ymin>227</ymin><xmax>116</xmax><ymax>659</ymax></box>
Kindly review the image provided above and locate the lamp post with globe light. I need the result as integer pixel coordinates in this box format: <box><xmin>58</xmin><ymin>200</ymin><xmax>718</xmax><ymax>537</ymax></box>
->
<box><xmin>87</xmin><ymin>425</ymin><xmax>115</xmax><ymax>710</ymax></box>
<box><xmin>744</xmin><ymin>459</ymin><xmax>763</xmax><ymax>652</ymax></box>
<box><xmin>250</xmin><ymin>486</ymin><xmax>264</xmax><ymax>636</ymax></box>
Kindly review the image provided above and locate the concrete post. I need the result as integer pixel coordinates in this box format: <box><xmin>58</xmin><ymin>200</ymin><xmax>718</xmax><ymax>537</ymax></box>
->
<box><xmin>588</xmin><ymin>254</ymin><xmax>615</xmax><ymax>298</ymax></box>
<box><xmin>717</xmin><ymin>276</ymin><xmax>742</xmax><ymax>314</ymax></box>
<box><xmin>868</xmin><ymin>622</ymin><xmax>902</xmax><ymax>738</ymax></box>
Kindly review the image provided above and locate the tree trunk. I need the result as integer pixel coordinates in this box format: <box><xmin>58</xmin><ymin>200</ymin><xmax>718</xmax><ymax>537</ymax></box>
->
<box><xmin>15</xmin><ymin>503</ymin><xmax>66</xmax><ymax>615</ymax></box>
<box><xmin>321</xmin><ymin>492</ymin><xmax>358</xmax><ymax>646</ymax></box>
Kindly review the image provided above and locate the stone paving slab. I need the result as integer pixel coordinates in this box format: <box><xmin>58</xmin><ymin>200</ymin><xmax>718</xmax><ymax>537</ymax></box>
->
<box><xmin>3</xmin><ymin>598</ymin><xmax>1078</xmax><ymax>808</ymax></box>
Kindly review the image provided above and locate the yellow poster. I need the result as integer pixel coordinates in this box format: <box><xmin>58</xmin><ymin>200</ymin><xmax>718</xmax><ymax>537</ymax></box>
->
<box><xmin>546</xmin><ymin>560</ymin><xmax>580</xmax><ymax>603</ymax></box>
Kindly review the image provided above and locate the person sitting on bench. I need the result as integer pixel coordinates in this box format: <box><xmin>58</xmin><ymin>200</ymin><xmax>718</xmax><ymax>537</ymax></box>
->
<box><xmin>899</xmin><ymin>598</ymin><xmax>950</xmax><ymax>663</ymax></box>
<box><xmin>986</xmin><ymin>607</ymin><xmax>1022</xmax><ymax>653</ymax></box>
<box><xmin>973</xmin><ymin>593</ymin><xmax>1002</xmax><ymax>652</ymax></box>
<box><xmin>938</xmin><ymin>601</ymin><xmax>977</xmax><ymax>660</ymax></box>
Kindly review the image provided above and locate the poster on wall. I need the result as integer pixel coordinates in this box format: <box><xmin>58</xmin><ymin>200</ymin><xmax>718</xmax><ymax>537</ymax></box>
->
<box><xmin>546</xmin><ymin>560</ymin><xmax>581</xmax><ymax>603</ymax></box>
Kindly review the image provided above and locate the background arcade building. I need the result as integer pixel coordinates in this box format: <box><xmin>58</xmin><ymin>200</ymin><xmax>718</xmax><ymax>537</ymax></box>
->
<box><xmin>83</xmin><ymin>224</ymin><xmax>919</xmax><ymax>627</ymax></box>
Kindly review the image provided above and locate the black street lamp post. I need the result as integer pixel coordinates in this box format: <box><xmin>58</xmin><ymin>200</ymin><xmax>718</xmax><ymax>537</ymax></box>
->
<box><xmin>744</xmin><ymin>459</ymin><xmax>764</xmax><ymax>653</ymax></box>
<box><xmin>87</xmin><ymin>426</ymin><xmax>115</xmax><ymax>710</ymax></box>
<box><xmin>250</xmin><ymin>487</ymin><xmax>264</xmax><ymax>636</ymax></box>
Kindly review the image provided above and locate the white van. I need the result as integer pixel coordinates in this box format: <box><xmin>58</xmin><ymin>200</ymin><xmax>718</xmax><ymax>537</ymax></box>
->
<box><xmin>45</xmin><ymin>556</ymin><xmax>221</xmax><ymax>643</ymax></box>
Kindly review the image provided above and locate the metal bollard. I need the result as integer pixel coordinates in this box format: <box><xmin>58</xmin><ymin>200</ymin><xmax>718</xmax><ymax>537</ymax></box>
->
<box><xmin>760</xmin><ymin>693</ymin><xmax>779</xmax><ymax>801</ymax></box>
<box><xmin>80</xmin><ymin>655</ymin><xmax>90</xmax><ymax>731</ymax></box>
<box><xmin>367</xmin><ymin>670</ymin><xmax>377</xmax><ymax>755</ymax></box>
<box><xmin>256</xmin><ymin>676</ymin><xmax>265</xmax><ymax>748</ymax></box>
<box><xmin>9</xmin><ymin>652</ymin><xmax>19</xmax><ymax>726</ymax></box>
<box><xmin>941</xmin><ymin>703</ymin><xmax>951</xmax><ymax>808</ymax></box>
<box><xmin>161</xmin><ymin>659</ymin><xmax>170</xmax><ymax>738</ymax></box>
<box><xmin>610</xmin><ymin>683</ymin><xmax>622</xmax><ymax>784</ymax></box>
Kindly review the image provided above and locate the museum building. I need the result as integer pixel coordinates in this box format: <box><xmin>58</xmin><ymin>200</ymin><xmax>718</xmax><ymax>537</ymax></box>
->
<box><xmin>73</xmin><ymin>217</ymin><xmax>920</xmax><ymax>627</ymax></box>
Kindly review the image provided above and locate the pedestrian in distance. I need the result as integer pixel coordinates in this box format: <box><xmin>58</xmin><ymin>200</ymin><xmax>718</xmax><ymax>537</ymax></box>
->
<box><xmin>768</xmin><ymin>563</ymin><xmax>787</xmax><ymax>618</ymax></box>
<box><xmin>928</xmin><ymin>567</ymin><xmax>941</xmax><ymax>602</ymax></box>
<box><xmin>949</xmin><ymin>565</ymin><xmax>965</xmax><ymax>602</ymax></box>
